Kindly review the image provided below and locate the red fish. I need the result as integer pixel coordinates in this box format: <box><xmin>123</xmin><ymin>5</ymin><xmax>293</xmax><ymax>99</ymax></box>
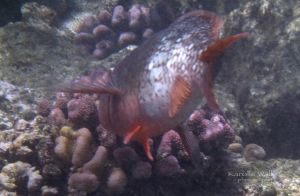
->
<box><xmin>61</xmin><ymin>10</ymin><xmax>247</xmax><ymax>160</ymax></box>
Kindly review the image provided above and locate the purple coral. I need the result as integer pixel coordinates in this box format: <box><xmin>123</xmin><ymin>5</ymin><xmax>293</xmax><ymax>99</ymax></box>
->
<box><xmin>37</xmin><ymin>99</ymin><xmax>51</xmax><ymax>117</ymax></box>
<box><xmin>48</xmin><ymin>108</ymin><xmax>66</xmax><ymax>128</ymax></box>
<box><xmin>113</xmin><ymin>146</ymin><xmax>139</xmax><ymax>169</ymax></box>
<box><xmin>187</xmin><ymin>108</ymin><xmax>235</xmax><ymax>151</ymax></box>
<box><xmin>155</xmin><ymin>155</ymin><xmax>184</xmax><ymax>177</ymax></box>
<box><xmin>53</xmin><ymin>92</ymin><xmax>71</xmax><ymax>115</ymax></box>
<box><xmin>132</xmin><ymin>161</ymin><xmax>152</xmax><ymax>179</ymax></box>
<box><xmin>157</xmin><ymin>130</ymin><xmax>188</xmax><ymax>160</ymax></box>
<box><xmin>67</xmin><ymin>94</ymin><xmax>99</xmax><ymax>129</ymax></box>
<box><xmin>48</xmin><ymin>92</ymin><xmax>238</xmax><ymax>194</ymax></box>
<box><xmin>75</xmin><ymin>3</ymin><xmax>174</xmax><ymax>59</ymax></box>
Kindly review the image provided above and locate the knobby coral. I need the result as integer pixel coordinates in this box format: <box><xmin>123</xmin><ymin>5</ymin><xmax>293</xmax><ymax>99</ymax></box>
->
<box><xmin>45</xmin><ymin>91</ymin><xmax>238</xmax><ymax>194</ymax></box>
<box><xmin>74</xmin><ymin>3</ymin><xmax>174</xmax><ymax>59</ymax></box>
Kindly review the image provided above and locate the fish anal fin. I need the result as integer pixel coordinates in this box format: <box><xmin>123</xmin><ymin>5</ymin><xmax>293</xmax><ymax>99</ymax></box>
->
<box><xmin>169</xmin><ymin>76</ymin><xmax>192</xmax><ymax>118</ymax></box>
<box><xmin>123</xmin><ymin>125</ymin><xmax>142</xmax><ymax>144</ymax></box>
<box><xmin>141</xmin><ymin>137</ymin><xmax>154</xmax><ymax>161</ymax></box>
<box><xmin>200</xmin><ymin>32</ymin><xmax>248</xmax><ymax>64</ymax></box>
<box><xmin>123</xmin><ymin>125</ymin><xmax>154</xmax><ymax>161</ymax></box>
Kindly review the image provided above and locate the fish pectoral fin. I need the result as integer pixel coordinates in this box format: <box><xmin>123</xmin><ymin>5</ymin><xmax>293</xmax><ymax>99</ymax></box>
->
<box><xmin>55</xmin><ymin>70</ymin><xmax>122</xmax><ymax>95</ymax></box>
<box><xmin>123</xmin><ymin>125</ymin><xmax>154</xmax><ymax>161</ymax></box>
<box><xmin>169</xmin><ymin>75</ymin><xmax>192</xmax><ymax>118</ymax></box>
<box><xmin>199</xmin><ymin>32</ymin><xmax>248</xmax><ymax>64</ymax></box>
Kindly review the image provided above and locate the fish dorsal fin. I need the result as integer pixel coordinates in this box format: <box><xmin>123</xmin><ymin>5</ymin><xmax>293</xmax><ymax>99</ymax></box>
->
<box><xmin>56</xmin><ymin>69</ymin><xmax>122</xmax><ymax>95</ymax></box>
<box><xmin>177</xmin><ymin>10</ymin><xmax>224</xmax><ymax>41</ymax></box>
<box><xmin>169</xmin><ymin>76</ymin><xmax>192</xmax><ymax>118</ymax></box>
<box><xmin>200</xmin><ymin>32</ymin><xmax>248</xmax><ymax>64</ymax></box>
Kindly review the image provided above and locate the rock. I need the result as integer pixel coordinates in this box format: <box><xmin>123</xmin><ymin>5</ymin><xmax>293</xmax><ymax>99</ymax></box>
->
<box><xmin>261</xmin><ymin>186</ymin><xmax>277</xmax><ymax>196</ymax></box>
<box><xmin>243</xmin><ymin>143</ymin><xmax>266</xmax><ymax>161</ymax></box>
<box><xmin>0</xmin><ymin>161</ymin><xmax>43</xmax><ymax>193</ymax></box>
<box><xmin>14</xmin><ymin>119</ymin><xmax>30</xmax><ymax>131</ymax></box>
<box><xmin>41</xmin><ymin>186</ymin><xmax>60</xmax><ymax>196</ymax></box>
<box><xmin>228</xmin><ymin>142</ymin><xmax>243</xmax><ymax>153</ymax></box>
<box><xmin>215</xmin><ymin>0</ymin><xmax>300</xmax><ymax>158</ymax></box>
<box><xmin>233</xmin><ymin>135</ymin><xmax>243</xmax><ymax>144</ymax></box>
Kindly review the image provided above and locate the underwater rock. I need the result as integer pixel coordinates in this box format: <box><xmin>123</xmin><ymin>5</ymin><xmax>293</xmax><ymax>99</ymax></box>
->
<box><xmin>243</xmin><ymin>143</ymin><xmax>266</xmax><ymax>162</ymax></box>
<box><xmin>21</xmin><ymin>2</ymin><xmax>57</xmax><ymax>25</ymax></box>
<box><xmin>234</xmin><ymin>158</ymin><xmax>300</xmax><ymax>195</ymax></box>
<box><xmin>227</xmin><ymin>143</ymin><xmax>243</xmax><ymax>153</ymax></box>
<box><xmin>0</xmin><ymin>161</ymin><xmax>43</xmax><ymax>193</ymax></box>
<box><xmin>0</xmin><ymin>81</ymin><xmax>41</xmax><ymax>129</ymax></box>
<box><xmin>215</xmin><ymin>0</ymin><xmax>300</xmax><ymax>158</ymax></box>
<box><xmin>41</xmin><ymin>185</ymin><xmax>60</xmax><ymax>196</ymax></box>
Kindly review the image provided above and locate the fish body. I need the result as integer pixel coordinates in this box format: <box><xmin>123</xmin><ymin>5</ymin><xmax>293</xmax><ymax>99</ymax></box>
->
<box><xmin>63</xmin><ymin>10</ymin><xmax>247</xmax><ymax>160</ymax></box>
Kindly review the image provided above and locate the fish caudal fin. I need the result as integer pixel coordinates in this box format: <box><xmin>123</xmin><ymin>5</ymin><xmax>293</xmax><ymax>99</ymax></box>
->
<box><xmin>123</xmin><ymin>125</ymin><xmax>154</xmax><ymax>161</ymax></box>
<box><xmin>55</xmin><ymin>69</ymin><xmax>122</xmax><ymax>95</ymax></box>
<box><xmin>169</xmin><ymin>75</ymin><xmax>192</xmax><ymax>118</ymax></box>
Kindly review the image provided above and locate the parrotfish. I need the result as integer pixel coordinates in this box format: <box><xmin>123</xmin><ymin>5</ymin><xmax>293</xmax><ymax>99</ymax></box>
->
<box><xmin>61</xmin><ymin>10</ymin><xmax>247</xmax><ymax>160</ymax></box>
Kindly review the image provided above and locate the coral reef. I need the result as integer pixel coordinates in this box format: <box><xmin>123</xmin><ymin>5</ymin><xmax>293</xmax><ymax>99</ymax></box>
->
<box><xmin>0</xmin><ymin>0</ymin><xmax>299</xmax><ymax>195</ymax></box>
<box><xmin>74</xmin><ymin>3</ymin><xmax>175</xmax><ymax>59</ymax></box>
<box><xmin>47</xmin><ymin>95</ymin><xmax>239</xmax><ymax>194</ymax></box>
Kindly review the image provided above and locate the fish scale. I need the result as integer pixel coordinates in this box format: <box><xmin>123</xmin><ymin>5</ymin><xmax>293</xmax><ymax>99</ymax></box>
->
<box><xmin>60</xmin><ymin>10</ymin><xmax>247</xmax><ymax>161</ymax></box>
